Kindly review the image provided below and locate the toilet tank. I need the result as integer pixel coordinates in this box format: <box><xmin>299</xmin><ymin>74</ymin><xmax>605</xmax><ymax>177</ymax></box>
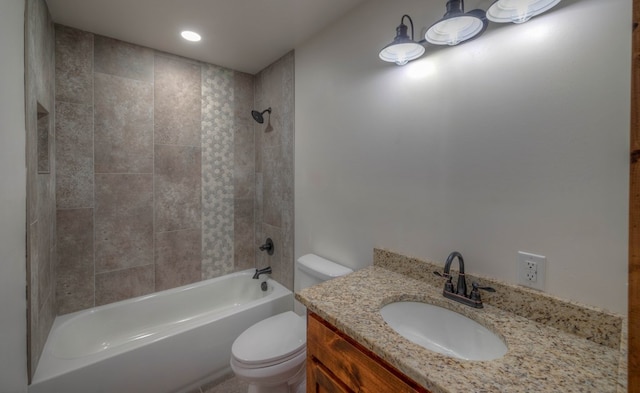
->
<box><xmin>294</xmin><ymin>254</ymin><xmax>353</xmax><ymax>315</ymax></box>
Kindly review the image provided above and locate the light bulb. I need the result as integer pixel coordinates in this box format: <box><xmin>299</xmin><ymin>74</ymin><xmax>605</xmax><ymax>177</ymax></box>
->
<box><xmin>448</xmin><ymin>33</ymin><xmax>461</xmax><ymax>46</ymax></box>
<box><xmin>512</xmin><ymin>11</ymin><xmax>533</xmax><ymax>23</ymax></box>
<box><xmin>511</xmin><ymin>1</ymin><xmax>534</xmax><ymax>23</ymax></box>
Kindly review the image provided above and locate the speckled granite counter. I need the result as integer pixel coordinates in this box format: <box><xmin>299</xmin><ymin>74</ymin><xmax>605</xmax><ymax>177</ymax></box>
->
<box><xmin>296</xmin><ymin>249</ymin><xmax>627</xmax><ymax>393</ymax></box>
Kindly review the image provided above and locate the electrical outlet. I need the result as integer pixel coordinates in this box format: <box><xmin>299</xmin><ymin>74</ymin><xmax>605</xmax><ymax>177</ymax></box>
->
<box><xmin>525</xmin><ymin>260</ymin><xmax>537</xmax><ymax>282</ymax></box>
<box><xmin>518</xmin><ymin>252</ymin><xmax>546</xmax><ymax>291</ymax></box>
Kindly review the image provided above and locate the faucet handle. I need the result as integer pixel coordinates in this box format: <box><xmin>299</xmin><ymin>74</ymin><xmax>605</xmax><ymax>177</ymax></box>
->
<box><xmin>433</xmin><ymin>271</ymin><xmax>451</xmax><ymax>279</ymax></box>
<box><xmin>469</xmin><ymin>282</ymin><xmax>496</xmax><ymax>303</ymax></box>
<box><xmin>434</xmin><ymin>271</ymin><xmax>455</xmax><ymax>293</ymax></box>
<box><xmin>259</xmin><ymin>238</ymin><xmax>274</xmax><ymax>255</ymax></box>
<box><xmin>471</xmin><ymin>282</ymin><xmax>496</xmax><ymax>292</ymax></box>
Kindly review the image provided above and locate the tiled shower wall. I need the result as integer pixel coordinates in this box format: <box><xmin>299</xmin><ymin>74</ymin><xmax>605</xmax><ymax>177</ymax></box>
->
<box><xmin>55</xmin><ymin>26</ymin><xmax>262</xmax><ymax>313</ymax></box>
<box><xmin>25</xmin><ymin>0</ymin><xmax>56</xmax><ymax>378</ymax></box>
<box><xmin>254</xmin><ymin>52</ymin><xmax>295</xmax><ymax>290</ymax></box>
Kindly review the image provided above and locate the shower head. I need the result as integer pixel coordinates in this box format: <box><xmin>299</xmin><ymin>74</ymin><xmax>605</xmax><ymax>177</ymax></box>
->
<box><xmin>251</xmin><ymin>107</ymin><xmax>271</xmax><ymax>124</ymax></box>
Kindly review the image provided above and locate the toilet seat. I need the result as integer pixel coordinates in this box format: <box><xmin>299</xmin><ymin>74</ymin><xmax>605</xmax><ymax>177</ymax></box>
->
<box><xmin>231</xmin><ymin>311</ymin><xmax>306</xmax><ymax>368</ymax></box>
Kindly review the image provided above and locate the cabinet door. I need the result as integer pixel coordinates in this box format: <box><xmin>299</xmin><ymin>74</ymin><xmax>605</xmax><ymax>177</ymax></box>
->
<box><xmin>307</xmin><ymin>313</ymin><xmax>428</xmax><ymax>393</ymax></box>
<box><xmin>308</xmin><ymin>359</ymin><xmax>354</xmax><ymax>393</ymax></box>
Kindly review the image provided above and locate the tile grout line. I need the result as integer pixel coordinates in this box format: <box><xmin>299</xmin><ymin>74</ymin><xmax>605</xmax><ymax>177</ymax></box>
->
<box><xmin>152</xmin><ymin>53</ymin><xmax>156</xmax><ymax>294</ymax></box>
<box><xmin>91</xmin><ymin>32</ymin><xmax>96</xmax><ymax>309</ymax></box>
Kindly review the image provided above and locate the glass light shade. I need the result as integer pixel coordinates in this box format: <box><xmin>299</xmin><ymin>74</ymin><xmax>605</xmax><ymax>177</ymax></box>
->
<box><xmin>425</xmin><ymin>15</ymin><xmax>484</xmax><ymax>46</ymax></box>
<box><xmin>379</xmin><ymin>40</ymin><xmax>426</xmax><ymax>66</ymax></box>
<box><xmin>379</xmin><ymin>15</ymin><xmax>425</xmax><ymax>66</ymax></box>
<box><xmin>486</xmin><ymin>0</ymin><xmax>561</xmax><ymax>24</ymax></box>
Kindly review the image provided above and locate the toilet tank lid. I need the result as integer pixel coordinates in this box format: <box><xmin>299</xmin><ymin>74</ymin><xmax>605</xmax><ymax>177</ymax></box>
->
<box><xmin>297</xmin><ymin>254</ymin><xmax>353</xmax><ymax>280</ymax></box>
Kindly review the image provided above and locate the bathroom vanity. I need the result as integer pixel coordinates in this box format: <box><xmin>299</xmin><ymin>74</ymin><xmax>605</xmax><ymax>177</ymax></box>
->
<box><xmin>307</xmin><ymin>312</ymin><xmax>428</xmax><ymax>392</ymax></box>
<box><xmin>297</xmin><ymin>249</ymin><xmax>627</xmax><ymax>393</ymax></box>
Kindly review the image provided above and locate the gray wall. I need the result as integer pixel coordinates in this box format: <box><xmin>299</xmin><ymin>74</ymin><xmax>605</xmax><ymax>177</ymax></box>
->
<box><xmin>25</xmin><ymin>0</ymin><xmax>56</xmax><ymax>379</ymax></box>
<box><xmin>0</xmin><ymin>0</ymin><xmax>28</xmax><ymax>391</ymax></box>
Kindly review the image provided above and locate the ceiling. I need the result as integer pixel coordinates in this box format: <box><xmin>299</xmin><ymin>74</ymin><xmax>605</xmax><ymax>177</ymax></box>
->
<box><xmin>45</xmin><ymin>0</ymin><xmax>369</xmax><ymax>74</ymax></box>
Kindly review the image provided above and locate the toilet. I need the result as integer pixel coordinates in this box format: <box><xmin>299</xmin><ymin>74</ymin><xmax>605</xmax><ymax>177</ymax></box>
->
<box><xmin>230</xmin><ymin>254</ymin><xmax>353</xmax><ymax>393</ymax></box>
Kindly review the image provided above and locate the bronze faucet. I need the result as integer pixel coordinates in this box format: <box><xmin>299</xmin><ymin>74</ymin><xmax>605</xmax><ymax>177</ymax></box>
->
<box><xmin>434</xmin><ymin>251</ymin><xmax>495</xmax><ymax>308</ymax></box>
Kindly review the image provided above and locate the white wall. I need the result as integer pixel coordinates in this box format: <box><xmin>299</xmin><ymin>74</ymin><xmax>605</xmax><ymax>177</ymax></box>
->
<box><xmin>295</xmin><ymin>0</ymin><xmax>630</xmax><ymax>314</ymax></box>
<box><xmin>0</xmin><ymin>0</ymin><xmax>28</xmax><ymax>391</ymax></box>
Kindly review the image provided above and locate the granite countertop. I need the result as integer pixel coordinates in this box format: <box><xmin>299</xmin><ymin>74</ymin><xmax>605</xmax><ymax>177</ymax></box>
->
<box><xmin>296</xmin><ymin>249</ymin><xmax>626</xmax><ymax>393</ymax></box>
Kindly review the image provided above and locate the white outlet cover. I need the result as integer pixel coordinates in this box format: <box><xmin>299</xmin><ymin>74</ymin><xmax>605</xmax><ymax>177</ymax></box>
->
<box><xmin>518</xmin><ymin>251</ymin><xmax>546</xmax><ymax>291</ymax></box>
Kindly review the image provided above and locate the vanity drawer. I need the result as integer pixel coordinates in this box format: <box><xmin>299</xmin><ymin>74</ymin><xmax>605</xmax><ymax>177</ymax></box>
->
<box><xmin>308</xmin><ymin>359</ymin><xmax>353</xmax><ymax>393</ymax></box>
<box><xmin>307</xmin><ymin>312</ymin><xmax>429</xmax><ymax>393</ymax></box>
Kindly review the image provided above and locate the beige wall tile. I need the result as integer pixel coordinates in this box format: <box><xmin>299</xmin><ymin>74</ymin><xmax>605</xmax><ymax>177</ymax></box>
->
<box><xmin>155</xmin><ymin>144</ymin><xmax>202</xmax><ymax>232</ymax></box>
<box><xmin>234</xmin><ymin>199</ymin><xmax>255</xmax><ymax>271</ymax></box>
<box><xmin>154</xmin><ymin>54</ymin><xmax>202</xmax><ymax>146</ymax></box>
<box><xmin>95</xmin><ymin>174</ymin><xmax>153</xmax><ymax>273</ymax></box>
<box><xmin>94</xmin><ymin>72</ymin><xmax>153</xmax><ymax>173</ymax></box>
<box><xmin>56</xmin><ymin>208</ymin><xmax>94</xmax><ymax>314</ymax></box>
<box><xmin>55</xmin><ymin>25</ymin><xmax>93</xmax><ymax>104</ymax></box>
<box><xmin>94</xmin><ymin>35</ymin><xmax>153</xmax><ymax>82</ymax></box>
<box><xmin>55</xmin><ymin>101</ymin><xmax>94</xmax><ymax>208</ymax></box>
<box><xmin>155</xmin><ymin>229</ymin><xmax>202</xmax><ymax>291</ymax></box>
<box><xmin>233</xmin><ymin>71</ymin><xmax>254</xmax><ymax>123</ymax></box>
<box><xmin>95</xmin><ymin>265</ymin><xmax>154</xmax><ymax>306</ymax></box>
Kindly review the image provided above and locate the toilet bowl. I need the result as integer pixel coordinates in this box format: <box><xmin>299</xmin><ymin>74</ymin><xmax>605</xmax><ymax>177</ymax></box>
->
<box><xmin>230</xmin><ymin>254</ymin><xmax>353</xmax><ymax>393</ymax></box>
<box><xmin>230</xmin><ymin>311</ymin><xmax>306</xmax><ymax>393</ymax></box>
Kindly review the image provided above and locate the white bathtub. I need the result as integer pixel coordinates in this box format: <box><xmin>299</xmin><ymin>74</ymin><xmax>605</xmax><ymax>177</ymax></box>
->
<box><xmin>29</xmin><ymin>269</ymin><xmax>292</xmax><ymax>393</ymax></box>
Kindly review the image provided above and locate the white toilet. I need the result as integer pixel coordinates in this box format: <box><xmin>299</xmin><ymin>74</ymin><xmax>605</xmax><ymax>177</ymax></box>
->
<box><xmin>230</xmin><ymin>254</ymin><xmax>353</xmax><ymax>393</ymax></box>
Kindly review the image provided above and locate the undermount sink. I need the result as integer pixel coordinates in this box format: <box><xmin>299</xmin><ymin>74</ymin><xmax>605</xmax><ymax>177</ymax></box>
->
<box><xmin>380</xmin><ymin>301</ymin><xmax>507</xmax><ymax>361</ymax></box>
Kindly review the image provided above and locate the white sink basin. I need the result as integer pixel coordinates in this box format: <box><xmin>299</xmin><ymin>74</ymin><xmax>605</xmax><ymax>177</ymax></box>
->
<box><xmin>380</xmin><ymin>301</ymin><xmax>507</xmax><ymax>361</ymax></box>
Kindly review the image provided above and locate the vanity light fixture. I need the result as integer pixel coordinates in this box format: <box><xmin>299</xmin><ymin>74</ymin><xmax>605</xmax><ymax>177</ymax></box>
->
<box><xmin>377</xmin><ymin>0</ymin><xmax>563</xmax><ymax>64</ymax></box>
<box><xmin>486</xmin><ymin>0</ymin><xmax>561</xmax><ymax>24</ymax></box>
<box><xmin>180</xmin><ymin>30</ymin><xmax>201</xmax><ymax>42</ymax></box>
<box><xmin>425</xmin><ymin>0</ymin><xmax>488</xmax><ymax>46</ymax></box>
<box><xmin>379</xmin><ymin>14</ymin><xmax>425</xmax><ymax>66</ymax></box>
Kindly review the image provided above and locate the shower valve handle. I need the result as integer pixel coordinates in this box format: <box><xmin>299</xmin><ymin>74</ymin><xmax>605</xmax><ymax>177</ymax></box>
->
<box><xmin>259</xmin><ymin>238</ymin><xmax>274</xmax><ymax>255</ymax></box>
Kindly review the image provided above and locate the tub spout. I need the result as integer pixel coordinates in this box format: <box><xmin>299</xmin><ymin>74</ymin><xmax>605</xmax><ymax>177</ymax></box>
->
<box><xmin>253</xmin><ymin>266</ymin><xmax>272</xmax><ymax>279</ymax></box>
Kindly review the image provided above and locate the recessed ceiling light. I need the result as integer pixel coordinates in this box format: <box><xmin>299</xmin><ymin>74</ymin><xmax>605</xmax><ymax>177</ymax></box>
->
<box><xmin>181</xmin><ymin>30</ymin><xmax>201</xmax><ymax>42</ymax></box>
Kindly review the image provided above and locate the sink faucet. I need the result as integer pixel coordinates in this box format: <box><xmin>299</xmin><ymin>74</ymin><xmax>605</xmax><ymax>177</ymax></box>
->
<box><xmin>444</xmin><ymin>251</ymin><xmax>467</xmax><ymax>297</ymax></box>
<box><xmin>434</xmin><ymin>251</ymin><xmax>495</xmax><ymax>308</ymax></box>
<box><xmin>252</xmin><ymin>266</ymin><xmax>272</xmax><ymax>279</ymax></box>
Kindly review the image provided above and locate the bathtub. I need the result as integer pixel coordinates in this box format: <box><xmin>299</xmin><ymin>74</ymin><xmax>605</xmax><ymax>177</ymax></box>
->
<box><xmin>29</xmin><ymin>269</ymin><xmax>292</xmax><ymax>393</ymax></box>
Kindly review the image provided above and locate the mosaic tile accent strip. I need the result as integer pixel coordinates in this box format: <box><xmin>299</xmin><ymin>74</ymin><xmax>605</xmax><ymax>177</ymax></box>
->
<box><xmin>201</xmin><ymin>64</ymin><xmax>235</xmax><ymax>279</ymax></box>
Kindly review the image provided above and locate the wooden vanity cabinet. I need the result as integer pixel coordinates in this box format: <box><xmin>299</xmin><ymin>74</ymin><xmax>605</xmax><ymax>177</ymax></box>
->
<box><xmin>306</xmin><ymin>312</ymin><xmax>431</xmax><ymax>393</ymax></box>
